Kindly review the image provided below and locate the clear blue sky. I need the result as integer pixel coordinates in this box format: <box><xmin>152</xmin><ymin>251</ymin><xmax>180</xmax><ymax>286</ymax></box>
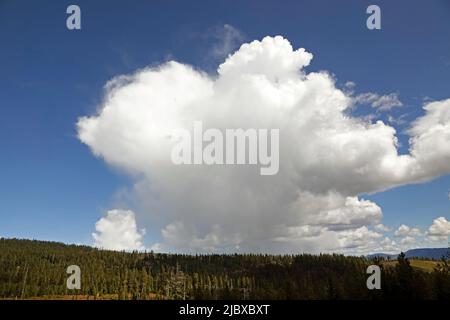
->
<box><xmin>0</xmin><ymin>0</ymin><xmax>449</xmax><ymax>246</ymax></box>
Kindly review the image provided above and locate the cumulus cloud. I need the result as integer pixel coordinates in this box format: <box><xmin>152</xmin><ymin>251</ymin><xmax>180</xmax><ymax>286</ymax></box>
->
<box><xmin>394</xmin><ymin>225</ymin><xmax>410</xmax><ymax>237</ymax></box>
<box><xmin>394</xmin><ymin>224</ymin><xmax>422</xmax><ymax>237</ymax></box>
<box><xmin>378</xmin><ymin>237</ymin><xmax>399</xmax><ymax>253</ymax></box>
<box><xmin>310</xmin><ymin>197</ymin><xmax>382</xmax><ymax>231</ymax></box>
<box><xmin>92</xmin><ymin>209</ymin><xmax>145</xmax><ymax>251</ymax></box>
<box><xmin>78</xmin><ymin>36</ymin><xmax>450</xmax><ymax>254</ymax></box>
<box><xmin>400</xmin><ymin>235</ymin><xmax>417</xmax><ymax>247</ymax></box>
<box><xmin>354</xmin><ymin>92</ymin><xmax>403</xmax><ymax>111</ymax></box>
<box><xmin>426</xmin><ymin>217</ymin><xmax>450</xmax><ymax>242</ymax></box>
<box><xmin>374</xmin><ymin>223</ymin><xmax>392</xmax><ymax>232</ymax></box>
<box><xmin>336</xmin><ymin>226</ymin><xmax>382</xmax><ymax>250</ymax></box>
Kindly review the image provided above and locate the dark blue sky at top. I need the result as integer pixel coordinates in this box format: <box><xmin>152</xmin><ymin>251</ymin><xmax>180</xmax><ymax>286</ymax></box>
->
<box><xmin>0</xmin><ymin>0</ymin><xmax>449</xmax><ymax>245</ymax></box>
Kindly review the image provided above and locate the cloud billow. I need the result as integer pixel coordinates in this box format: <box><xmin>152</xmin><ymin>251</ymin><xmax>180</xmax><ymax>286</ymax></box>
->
<box><xmin>92</xmin><ymin>209</ymin><xmax>145</xmax><ymax>251</ymax></box>
<box><xmin>78</xmin><ymin>36</ymin><xmax>450</xmax><ymax>254</ymax></box>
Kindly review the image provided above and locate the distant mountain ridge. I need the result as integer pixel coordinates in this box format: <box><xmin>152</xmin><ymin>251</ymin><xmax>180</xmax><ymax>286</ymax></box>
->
<box><xmin>367</xmin><ymin>247</ymin><xmax>449</xmax><ymax>260</ymax></box>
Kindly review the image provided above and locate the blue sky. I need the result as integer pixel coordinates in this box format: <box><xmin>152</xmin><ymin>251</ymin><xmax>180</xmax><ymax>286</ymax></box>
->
<box><xmin>0</xmin><ymin>0</ymin><xmax>449</xmax><ymax>251</ymax></box>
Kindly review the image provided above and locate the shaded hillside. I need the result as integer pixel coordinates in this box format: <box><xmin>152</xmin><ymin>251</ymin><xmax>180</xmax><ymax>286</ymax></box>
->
<box><xmin>0</xmin><ymin>238</ymin><xmax>449</xmax><ymax>300</ymax></box>
<box><xmin>406</xmin><ymin>248</ymin><xmax>450</xmax><ymax>260</ymax></box>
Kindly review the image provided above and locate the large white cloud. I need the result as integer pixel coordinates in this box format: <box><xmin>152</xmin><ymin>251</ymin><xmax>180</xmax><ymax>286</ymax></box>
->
<box><xmin>426</xmin><ymin>217</ymin><xmax>450</xmax><ymax>242</ymax></box>
<box><xmin>78</xmin><ymin>36</ymin><xmax>450</xmax><ymax>254</ymax></box>
<box><xmin>92</xmin><ymin>209</ymin><xmax>145</xmax><ymax>251</ymax></box>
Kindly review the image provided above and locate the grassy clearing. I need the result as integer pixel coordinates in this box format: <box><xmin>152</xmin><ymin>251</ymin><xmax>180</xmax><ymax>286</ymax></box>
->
<box><xmin>382</xmin><ymin>259</ymin><xmax>440</xmax><ymax>272</ymax></box>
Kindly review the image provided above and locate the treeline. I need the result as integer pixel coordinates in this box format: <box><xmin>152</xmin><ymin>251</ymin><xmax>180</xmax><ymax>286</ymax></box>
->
<box><xmin>0</xmin><ymin>238</ymin><xmax>448</xmax><ymax>299</ymax></box>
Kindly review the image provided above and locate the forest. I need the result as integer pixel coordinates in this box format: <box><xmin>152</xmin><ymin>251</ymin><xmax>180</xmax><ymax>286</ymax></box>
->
<box><xmin>0</xmin><ymin>238</ymin><xmax>448</xmax><ymax>300</ymax></box>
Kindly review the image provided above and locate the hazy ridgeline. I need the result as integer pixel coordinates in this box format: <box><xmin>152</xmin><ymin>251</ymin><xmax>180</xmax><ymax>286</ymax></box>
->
<box><xmin>0</xmin><ymin>238</ymin><xmax>448</xmax><ymax>300</ymax></box>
